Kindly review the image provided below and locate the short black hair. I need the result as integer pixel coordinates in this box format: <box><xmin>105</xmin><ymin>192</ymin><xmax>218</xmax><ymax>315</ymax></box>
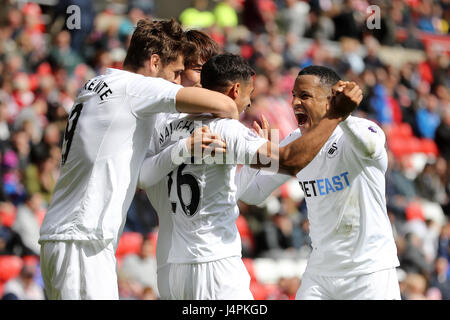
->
<box><xmin>297</xmin><ymin>65</ymin><xmax>341</xmax><ymax>89</ymax></box>
<box><xmin>201</xmin><ymin>53</ymin><xmax>255</xmax><ymax>91</ymax></box>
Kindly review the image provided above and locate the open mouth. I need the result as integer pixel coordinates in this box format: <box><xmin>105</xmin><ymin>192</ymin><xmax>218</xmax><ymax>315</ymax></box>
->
<box><xmin>295</xmin><ymin>109</ymin><xmax>309</xmax><ymax>127</ymax></box>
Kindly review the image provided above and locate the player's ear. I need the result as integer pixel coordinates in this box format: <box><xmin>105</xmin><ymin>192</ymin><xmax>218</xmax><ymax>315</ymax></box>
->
<box><xmin>147</xmin><ymin>54</ymin><xmax>161</xmax><ymax>75</ymax></box>
<box><xmin>231</xmin><ymin>82</ymin><xmax>240</xmax><ymax>99</ymax></box>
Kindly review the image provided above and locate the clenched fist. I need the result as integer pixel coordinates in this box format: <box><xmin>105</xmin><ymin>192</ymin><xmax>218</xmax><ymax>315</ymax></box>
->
<box><xmin>328</xmin><ymin>81</ymin><xmax>363</xmax><ymax>120</ymax></box>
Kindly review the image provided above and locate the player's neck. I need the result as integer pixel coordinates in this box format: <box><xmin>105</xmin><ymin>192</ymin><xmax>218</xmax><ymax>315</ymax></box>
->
<box><xmin>123</xmin><ymin>66</ymin><xmax>152</xmax><ymax>77</ymax></box>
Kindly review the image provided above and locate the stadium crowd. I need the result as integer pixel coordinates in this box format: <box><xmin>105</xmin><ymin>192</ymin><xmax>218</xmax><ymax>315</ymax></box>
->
<box><xmin>0</xmin><ymin>0</ymin><xmax>448</xmax><ymax>300</ymax></box>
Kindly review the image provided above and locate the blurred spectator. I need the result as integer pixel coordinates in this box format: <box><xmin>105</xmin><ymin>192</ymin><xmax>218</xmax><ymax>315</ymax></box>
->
<box><xmin>12</xmin><ymin>193</ymin><xmax>45</xmax><ymax>256</ymax></box>
<box><xmin>23</xmin><ymin>154</ymin><xmax>58</xmax><ymax>205</ymax></box>
<box><xmin>416</xmin><ymin>94</ymin><xmax>441</xmax><ymax>139</ymax></box>
<box><xmin>13</xmin><ymin>98</ymin><xmax>48</xmax><ymax>145</ymax></box>
<box><xmin>399</xmin><ymin>232</ymin><xmax>432</xmax><ymax>277</ymax></box>
<box><xmin>179</xmin><ymin>0</ymin><xmax>216</xmax><ymax>29</ymax></box>
<box><xmin>402</xmin><ymin>273</ymin><xmax>428</xmax><ymax>300</ymax></box>
<box><xmin>118</xmin><ymin>235</ymin><xmax>159</xmax><ymax>298</ymax></box>
<box><xmin>213</xmin><ymin>0</ymin><xmax>239</xmax><ymax>29</ymax></box>
<box><xmin>278</xmin><ymin>0</ymin><xmax>310</xmax><ymax>39</ymax></box>
<box><xmin>48</xmin><ymin>30</ymin><xmax>83</xmax><ymax>75</ymax></box>
<box><xmin>437</xmin><ymin>222</ymin><xmax>450</xmax><ymax>261</ymax></box>
<box><xmin>0</xmin><ymin>201</ymin><xmax>28</xmax><ymax>256</ymax></box>
<box><xmin>292</xmin><ymin>216</ymin><xmax>311</xmax><ymax>255</ymax></box>
<box><xmin>242</xmin><ymin>0</ymin><xmax>268</xmax><ymax>34</ymax></box>
<box><xmin>434</xmin><ymin>106</ymin><xmax>450</xmax><ymax>159</ymax></box>
<box><xmin>55</xmin><ymin>0</ymin><xmax>95</xmax><ymax>52</ymax></box>
<box><xmin>429</xmin><ymin>257</ymin><xmax>450</xmax><ymax>300</ymax></box>
<box><xmin>256</xmin><ymin>210</ymin><xmax>295</xmax><ymax>258</ymax></box>
<box><xmin>1</xmin><ymin>264</ymin><xmax>44</xmax><ymax>300</ymax></box>
<box><xmin>0</xmin><ymin>101</ymin><xmax>11</xmax><ymax>151</ymax></box>
<box><xmin>385</xmin><ymin>152</ymin><xmax>418</xmax><ymax>219</ymax></box>
<box><xmin>303</xmin><ymin>7</ymin><xmax>334</xmax><ymax>40</ymax></box>
<box><xmin>267</xmin><ymin>276</ymin><xmax>300</xmax><ymax>300</ymax></box>
<box><xmin>331</xmin><ymin>0</ymin><xmax>362</xmax><ymax>41</ymax></box>
<box><xmin>415</xmin><ymin>160</ymin><xmax>447</xmax><ymax>205</ymax></box>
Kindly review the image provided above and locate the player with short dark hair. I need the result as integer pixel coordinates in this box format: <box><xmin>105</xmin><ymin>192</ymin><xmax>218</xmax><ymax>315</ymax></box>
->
<box><xmin>238</xmin><ymin>65</ymin><xmax>401</xmax><ymax>300</ymax></box>
<box><xmin>38</xmin><ymin>18</ymin><xmax>238</xmax><ymax>300</ymax></box>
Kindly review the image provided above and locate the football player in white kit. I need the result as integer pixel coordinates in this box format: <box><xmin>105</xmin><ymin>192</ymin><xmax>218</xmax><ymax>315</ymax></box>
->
<box><xmin>139</xmin><ymin>55</ymin><xmax>359</xmax><ymax>299</ymax></box>
<box><xmin>38</xmin><ymin>19</ymin><xmax>240</xmax><ymax>300</ymax></box>
<box><xmin>142</xmin><ymin>29</ymin><xmax>221</xmax><ymax>300</ymax></box>
<box><xmin>238</xmin><ymin>66</ymin><xmax>401</xmax><ymax>300</ymax></box>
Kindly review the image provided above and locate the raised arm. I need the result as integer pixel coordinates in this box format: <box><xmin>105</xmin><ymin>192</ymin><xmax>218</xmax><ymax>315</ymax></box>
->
<box><xmin>176</xmin><ymin>87</ymin><xmax>239</xmax><ymax>120</ymax></box>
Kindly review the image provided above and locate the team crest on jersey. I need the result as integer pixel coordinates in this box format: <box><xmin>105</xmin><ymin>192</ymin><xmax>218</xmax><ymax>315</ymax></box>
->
<box><xmin>245</xmin><ymin>129</ymin><xmax>260</xmax><ymax>141</ymax></box>
<box><xmin>326</xmin><ymin>142</ymin><xmax>338</xmax><ymax>158</ymax></box>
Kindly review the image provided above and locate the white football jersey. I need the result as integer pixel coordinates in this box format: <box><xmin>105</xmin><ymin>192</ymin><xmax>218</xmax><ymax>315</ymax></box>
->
<box><xmin>144</xmin><ymin>113</ymin><xmax>184</xmax><ymax>273</ymax></box>
<box><xmin>39</xmin><ymin>68</ymin><xmax>182</xmax><ymax>247</ymax></box>
<box><xmin>282</xmin><ymin>116</ymin><xmax>399</xmax><ymax>276</ymax></box>
<box><xmin>144</xmin><ymin>114</ymin><xmax>267</xmax><ymax>264</ymax></box>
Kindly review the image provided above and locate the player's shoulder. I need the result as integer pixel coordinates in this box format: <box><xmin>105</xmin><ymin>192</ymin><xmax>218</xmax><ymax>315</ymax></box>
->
<box><xmin>347</xmin><ymin>115</ymin><xmax>385</xmax><ymax>137</ymax></box>
<box><xmin>280</xmin><ymin>128</ymin><xmax>302</xmax><ymax>147</ymax></box>
<box><xmin>211</xmin><ymin>117</ymin><xmax>244</xmax><ymax>129</ymax></box>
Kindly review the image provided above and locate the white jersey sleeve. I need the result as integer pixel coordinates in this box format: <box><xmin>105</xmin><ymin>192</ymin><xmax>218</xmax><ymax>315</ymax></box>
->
<box><xmin>339</xmin><ymin>116</ymin><xmax>387</xmax><ymax>162</ymax></box>
<box><xmin>127</xmin><ymin>77</ymin><xmax>182</xmax><ymax>118</ymax></box>
<box><xmin>236</xmin><ymin>129</ymin><xmax>300</xmax><ymax>204</ymax></box>
<box><xmin>138</xmin><ymin>138</ymin><xmax>189</xmax><ymax>189</ymax></box>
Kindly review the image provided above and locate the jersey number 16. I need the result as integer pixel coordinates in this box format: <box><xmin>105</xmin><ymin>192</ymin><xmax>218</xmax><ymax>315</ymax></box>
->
<box><xmin>167</xmin><ymin>164</ymin><xmax>201</xmax><ymax>217</ymax></box>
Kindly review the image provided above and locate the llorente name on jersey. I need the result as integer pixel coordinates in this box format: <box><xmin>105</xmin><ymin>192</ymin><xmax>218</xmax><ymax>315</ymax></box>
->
<box><xmin>299</xmin><ymin>171</ymin><xmax>350</xmax><ymax>198</ymax></box>
<box><xmin>82</xmin><ymin>78</ymin><xmax>113</xmax><ymax>101</ymax></box>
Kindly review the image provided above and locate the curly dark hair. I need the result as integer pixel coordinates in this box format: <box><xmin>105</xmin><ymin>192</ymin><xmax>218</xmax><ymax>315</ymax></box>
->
<box><xmin>123</xmin><ymin>18</ymin><xmax>195</xmax><ymax>71</ymax></box>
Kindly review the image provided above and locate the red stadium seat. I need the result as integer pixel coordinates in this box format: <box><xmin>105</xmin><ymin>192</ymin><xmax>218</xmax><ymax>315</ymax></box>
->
<box><xmin>388</xmin><ymin>137</ymin><xmax>409</xmax><ymax>158</ymax></box>
<box><xmin>236</xmin><ymin>215</ymin><xmax>255</xmax><ymax>252</ymax></box>
<box><xmin>115</xmin><ymin>232</ymin><xmax>143</xmax><ymax>258</ymax></box>
<box><xmin>0</xmin><ymin>282</ymin><xmax>3</xmax><ymax>298</ymax></box>
<box><xmin>22</xmin><ymin>255</ymin><xmax>39</xmax><ymax>266</ymax></box>
<box><xmin>0</xmin><ymin>209</ymin><xmax>16</xmax><ymax>228</ymax></box>
<box><xmin>242</xmin><ymin>258</ymin><xmax>257</xmax><ymax>282</ymax></box>
<box><xmin>399</xmin><ymin>123</ymin><xmax>413</xmax><ymax>137</ymax></box>
<box><xmin>420</xmin><ymin>139</ymin><xmax>439</xmax><ymax>157</ymax></box>
<box><xmin>0</xmin><ymin>255</ymin><xmax>23</xmax><ymax>283</ymax></box>
<box><xmin>250</xmin><ymin>281</ymin><xmax>268</xmax><ymax>300</ymax></box>
<box><xmin>405</xmin><ymin>201</ymin><xmax>424</xmax><ymax>221</ymax></box>
<box><xmin>387</xmin><ymin>123</ymin><xmax>413</xmax><ymax>139</ymax></box>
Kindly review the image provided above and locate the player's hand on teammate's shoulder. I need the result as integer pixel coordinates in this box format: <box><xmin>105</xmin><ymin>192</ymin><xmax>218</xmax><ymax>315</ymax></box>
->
<box><xmin>187</xmin><ymin>126</ymin><xmax>226</xmax><ymax>161</ymax></box>
<box><xmin>328</xmin><ymin>80</ymin><xmax>363</xmax><ymax>120</ymax></box>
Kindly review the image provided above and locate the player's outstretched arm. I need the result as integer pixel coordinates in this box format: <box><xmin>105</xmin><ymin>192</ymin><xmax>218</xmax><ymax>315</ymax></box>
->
<box><xmin>138</xmin><ymin>127</ymin><xmax>225</xmax><ymax>189</ymax></box>
<box><xmin>176</xmin><ymin>87</ymin><xmax>239</xmax><ymax>120</ymax></box>
<box><xmin>237</xmin><ymin>166</ymin><xmax>291</xmax><ymax>205</ymax></box>
<box><xmin>235</xmin><ymin>115</ymin><xmax>291</xmax><ymax>205</ymax></box>
<box><xmin>251</xmin><ymin>81</ymin><xmax>362</xmax><ymax>175</ymax></box>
